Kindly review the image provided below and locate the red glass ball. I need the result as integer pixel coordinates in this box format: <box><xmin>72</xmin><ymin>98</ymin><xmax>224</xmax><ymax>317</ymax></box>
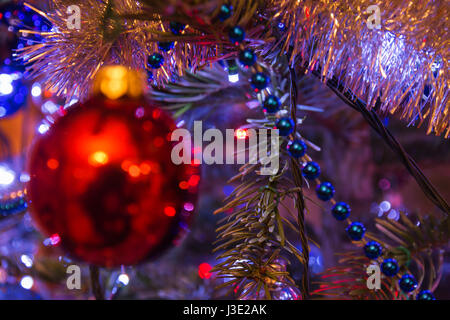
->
<box><xmin>27</xmin><ymin>96</ymin><xmax>199</xmax><ymax>267</ymax></box>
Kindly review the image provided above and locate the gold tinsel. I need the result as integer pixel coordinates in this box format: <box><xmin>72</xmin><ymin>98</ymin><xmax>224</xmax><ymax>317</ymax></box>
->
<box><xmin>18</xmin><ymin>0</ymin><xmax>449</xmax><ymax>136</ymax></box>
<box><xmin>269</xmin><ymin>0</ymin><xmax>449</xmax><ymax>137</ymax></box>
<box><xmin>18</xmin><ymin>0</ymin><xmax>221</xmax><ymax>101</ymax></box>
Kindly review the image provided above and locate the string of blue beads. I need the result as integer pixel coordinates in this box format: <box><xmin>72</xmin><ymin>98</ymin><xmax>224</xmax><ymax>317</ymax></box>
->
<box><xmin>217</xmin><ymin>9</ymin><xmax>373</xmax><ymax>264</ymax></box>
<box><xmin>218</xmin><ymin>10</ymin><xmax>422</xmax><ymax>298</ymax></box>
<box><xmin>299</xmin><ymin>148</ymin><xmax>428</xmax><ymax>297</ymax></box>
<box><xmin>219</xmin><ymin>4</ymin><xmax>433</xmax><ymax>300</ymax></box>
<box><xmin>219</xmin><ymin>4</ymin><xmax>434</xmax><ymax>300</ymax></box>
<box><xmin>288</xmin><ymin>113</ymin><xmax>430</xmax><ymax>299</ymax></box>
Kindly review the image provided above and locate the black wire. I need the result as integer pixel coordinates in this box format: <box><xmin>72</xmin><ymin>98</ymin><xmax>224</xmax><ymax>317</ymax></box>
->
<box><xmin>312</xmin><ymin>70</ymin><xmax>450</xmax><ymax>215</ymax></box>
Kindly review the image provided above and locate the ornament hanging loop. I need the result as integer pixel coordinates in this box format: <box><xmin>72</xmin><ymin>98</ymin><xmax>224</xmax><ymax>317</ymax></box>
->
<box><xmin>92</xmin><ymin>65</ymin><xmax>147</xmax><ymax>100</ymax></box>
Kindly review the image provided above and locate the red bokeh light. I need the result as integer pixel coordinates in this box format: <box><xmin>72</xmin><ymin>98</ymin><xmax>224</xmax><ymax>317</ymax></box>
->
<box><xmin>198</xmin><ymin>262</ymin><xmax>212</xmax><ymax>279</ymax></box>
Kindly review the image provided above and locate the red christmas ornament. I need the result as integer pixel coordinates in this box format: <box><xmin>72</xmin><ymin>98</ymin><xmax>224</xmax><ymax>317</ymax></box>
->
<box><xmin>27</xmin><ymin>67</ymin><xmax>198</xmax><ymax>267</ymax></box>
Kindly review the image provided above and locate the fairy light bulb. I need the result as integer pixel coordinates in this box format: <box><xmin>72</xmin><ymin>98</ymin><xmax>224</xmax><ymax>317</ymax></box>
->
<box><xmin>227</xmin><ymin>60</ymin><xmax>239</xmax><ymax>83</ymax></box>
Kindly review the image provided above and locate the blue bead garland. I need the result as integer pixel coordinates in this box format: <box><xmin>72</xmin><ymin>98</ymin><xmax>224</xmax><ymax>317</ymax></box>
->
<box><xmin>301</xmin><ymin>162</ymin><xmax>320</xmax><ymax>180</ymax></box>
<box><xmin>346</xmin><ymin>222</ymin><xmax>366</xmax><ymax>240</ymax></box>
<box><xmin>399</xmin><ymin>274</ymin><xmax>418</xmax><ymax>293</ymax></box>
<box><xmin>363</xmin><ymin>241</ymin><xmax>382</xmax><ymax>259</ymax></box>
<box><xmin>220</xmin><ymin>6</ymin><xmax>436</xmax><ymax>300</ymax></box>
<box><xmin>416</xmin><ymin>290</ymin><xmax>435</xmax><ymax>300</ymax></box>
<box><xmin>275</xmin><ymin>117</ymin><xmax>295</xmax><ymax>136</ymax></box>
<box><xmin>157</xmin><ymin>41</ymin><xmax>174</xmax><ymax>52</ymax></box>
<box><xmin>147</xmin><ymin>53</ymin><xmax>164</xmax><ymax>69</ymax></box>
<box><xmin>381</xmin><ymin>258</ymin><xmax>399</xmax><ymax>277</ymax></box>
<box><xmin>250</xmin><ymin>72</ymin><xmax>270</xmax><ymax>91</ymax></box>
<box><xmin>287</xmin><ymin>140</ymin><xmax>307</xmax><ymax>158</ymax></box>
<box><xmin>263</xmin><ymin>95</ymin><xmax>281</xmax><ymax>113</ymax></box>
<box><xmin>218</xmin><ymin>4</ymin><xmax>233</xmax><ymax>21</ymax></box>
<box><xmin>239</xmin><ymin>49</ymin><xmax>257</xmax><ymax>68</ymax></box>
<box><xmin>331</xmin><ymin>202</ymin><xmax>351</xmax><ymax>221</ymax></box>
<box><xmin>219</xmin><ymin>7</ymin><xmax>433</xmax><ymax>300</ymax></box>
<box><xmin>316</xmin><ymin>182</ymin><xmax>335</xmax><ymax>201</ymax></box>
<box><xmin>228</xmin><ymin>26</ymin><xmax>245</xmax><ymax>44</ymax></box>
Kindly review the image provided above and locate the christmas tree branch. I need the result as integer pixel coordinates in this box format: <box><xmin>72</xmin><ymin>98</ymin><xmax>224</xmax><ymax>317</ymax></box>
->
<box><xmin>288</xmin><ymin>66</ymin><xmax>310</xmax><ymax>298</ymax></box>
<box><xmin>212</xmin><ymin>161</ymin><xmax>305</xmax><ymax>299</ymax></box>
<box><xmin>151</xmin><ymin>66</ymin><xmax>248</xmax><ymax>115</ymax></box>
<box><xmin>314</xmin><ymin>212</ymin><xmax>449</xmax><ymax>299</ymax></box>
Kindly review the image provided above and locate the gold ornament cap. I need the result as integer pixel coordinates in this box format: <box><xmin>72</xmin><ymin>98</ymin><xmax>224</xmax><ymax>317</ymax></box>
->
<box><xmin>92</xmin><ymin>65</ymin><xmax>147</xmax><ymax>100</ymax></box>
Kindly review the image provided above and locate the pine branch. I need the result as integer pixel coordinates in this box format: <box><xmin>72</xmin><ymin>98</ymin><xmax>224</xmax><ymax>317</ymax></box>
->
<box><xmin>314</xmin><ymin>213</ymin><xmax>449</xmax><ymax>299</ymax></box>
<box><xmin>288</xmin><ymin>66</ymin><xmax>310</xmax><ymax>298</ymax></box>
<box><xmin>150</xmin><ymin>65</ymin><xmax>250</xmax><ymax>115</ymax></box>
<box><xmin>212</xmin><ymin>161</ymin><xmax>305</xmax><ymax>299</ymax></box>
